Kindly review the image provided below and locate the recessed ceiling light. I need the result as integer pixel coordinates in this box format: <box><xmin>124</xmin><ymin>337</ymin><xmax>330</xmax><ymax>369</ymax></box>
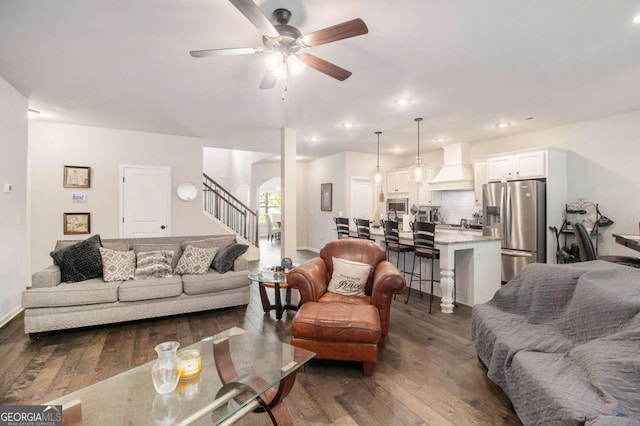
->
<box><xmin>633</xmin><ymin>13</ymin><xmax>640</xmax><ymax>24</ymax></box>
<box><xmin>495</xmin><ymin>122</ymin><xmax>512</xmax><ymax>128</ymax></box>
<box><xmin>394</xmin><ymin>97</ymin><xmax>411</xmax><ymax>106</ymax></box>
<box><xmin>342</xmin><ymin>122</ymin><xmax>355</xmax><ymax>128</ymax></box>
<box><xmin>308</xmin><ymin>136</ymin><xmax>321</xmax><ymax>142</ymax></box>
<box><xmin>435</xmin><ymin>137</ymin><xmax>448</xmax><ymax>143</ymax></box>
<box><xmin>27</xmin><ymin>109</ymin><xmax>40</xmax><ymax>119</ymax></box>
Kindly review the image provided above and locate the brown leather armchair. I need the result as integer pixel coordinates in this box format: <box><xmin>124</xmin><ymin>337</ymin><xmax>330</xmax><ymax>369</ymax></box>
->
<box><xmin>288</xmin><ymin>238</ymin><xmax>406</xmax><ymax>343</ymax></box>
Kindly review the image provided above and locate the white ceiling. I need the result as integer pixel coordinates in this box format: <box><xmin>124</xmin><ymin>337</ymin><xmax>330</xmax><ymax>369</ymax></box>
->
<box><xmin>2</xmin><ymin>0</ymin><xmax>640</xmax><ymax>159</ymax></box>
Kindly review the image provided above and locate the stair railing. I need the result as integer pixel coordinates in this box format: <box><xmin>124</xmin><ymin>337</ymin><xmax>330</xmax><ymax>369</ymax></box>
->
<box><xmin>203</xmin><ymin>173</ymin><xmax>259</xmax><ymax>247</ymax></box>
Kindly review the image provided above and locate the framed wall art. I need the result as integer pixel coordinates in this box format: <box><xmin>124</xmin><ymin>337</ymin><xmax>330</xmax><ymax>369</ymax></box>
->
<box><xmin>64</xmin><ymin>165</ymin><xmax>91</xmax><ymax>188</ymax></box>
<box><xmin>64</xmin><ymin>213</ymin><xmax>91</xmax><ymax>235</ymax></box>
<box><xmin>320</xmin><ymin>183</ymin><xmax>332</xmax><ymax>212</ymax></box>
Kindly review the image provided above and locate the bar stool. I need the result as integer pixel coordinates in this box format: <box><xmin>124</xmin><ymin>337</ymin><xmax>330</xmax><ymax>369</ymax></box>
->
<box><xmin>333</xmin><ymin>217</ymin><xmax>350</xmax><ymax>239</ymax></box>
<box><xmin>406</xmin><ymin>221</ymin><xmax>439</xmax><ymax>313</ymax></box>
<box><xmin>353</xmin><ymin>218</ymin><xmax>374</xmax><ymax>241</ymax></box>
<box><xmin>382</xmin><ymin>220</ymin><xmax>414</xmax><ymax>277</ymax></box>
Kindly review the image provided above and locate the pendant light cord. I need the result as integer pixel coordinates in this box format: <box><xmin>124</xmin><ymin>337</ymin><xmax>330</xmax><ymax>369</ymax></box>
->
<box><xmin>375</xmin><ymin>131</ymin><xmax>382</xmax><ymax>168</ymax></box>
<box><xmin>415</xmin><ymin>117</ymin><xmax>423</xmax><ymax>159</ymax></box>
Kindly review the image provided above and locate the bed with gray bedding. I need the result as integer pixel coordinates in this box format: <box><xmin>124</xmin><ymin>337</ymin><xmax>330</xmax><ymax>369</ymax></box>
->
<box><xmin>472</xmin><ymin>261</ymin><xmax>640</xmax><ymax>426</ymax></box>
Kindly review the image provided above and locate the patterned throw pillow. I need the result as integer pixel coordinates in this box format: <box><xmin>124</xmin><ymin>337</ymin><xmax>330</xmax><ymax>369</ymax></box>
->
<box><xmin>327</xmin><ymin>257</ymin><xmax>371</xmax><ymax>297</ymax></box>
<box><xmin>135</xmin><ymin>250</ymin><xmax>174</xmax><ymax>279</ymax></box>
<box><xmin>50</xmin><ymin>234</ymin><xmax>103</xmax><ymax>283</ymax></box>
<box><xmin>212</xmin><ymin>243</ymin><xmax>249</xmax><ymax>273</ymax></box>
<box><xmin>174</xmin><ymin>245</ymin><xmax>217</xmax><ymax>275</ymax></box>
<box><xmin>99</xmin><ymin>247</ymin><xmax>136</xmax><ymax>282</ymax></box>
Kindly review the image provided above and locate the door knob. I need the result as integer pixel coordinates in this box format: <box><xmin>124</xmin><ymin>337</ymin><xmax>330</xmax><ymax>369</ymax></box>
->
<box><xmin>161</xmin><ymin>225</ymin><xmax>166</xmax><ymax>230</ymax></box>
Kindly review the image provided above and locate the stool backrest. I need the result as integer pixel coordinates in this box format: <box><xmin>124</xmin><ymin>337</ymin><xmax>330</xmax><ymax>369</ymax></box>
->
<box><xmin>333</xmin><ymin>217</ymin><xmax>350</xmax><ymax>239</ymax></box>
<box><xmin>413</xmin><ymin>221</ymin><xmax>437</xmax><ymax>257</ymax></box>
<box><xmin>354</xmin><ymin>218</ymin><xmax>372</xmax><ymax>240</ymax></box>
<box><xmin>383</xmin><ymin>220</ymin><xmax>401</xmax><ymax>246</ymax></box>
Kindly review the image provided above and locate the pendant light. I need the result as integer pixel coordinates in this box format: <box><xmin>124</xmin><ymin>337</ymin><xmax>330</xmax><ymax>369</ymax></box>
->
<box><xmin>371</xmin><ymin>131</ymin><xmax>385</xmax><ymax>202</ymax></box>
<box><xmin>408</xmin><ymin>117</ymin><xmax>426</xmax><ymax>182</ymax></box>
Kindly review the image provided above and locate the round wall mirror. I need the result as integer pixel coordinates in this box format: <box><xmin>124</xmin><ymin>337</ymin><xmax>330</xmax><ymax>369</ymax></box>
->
<box><xmin>176</xmin><ymin>182</ymin><xmax>198</xmax><ymax>201</ymax></box>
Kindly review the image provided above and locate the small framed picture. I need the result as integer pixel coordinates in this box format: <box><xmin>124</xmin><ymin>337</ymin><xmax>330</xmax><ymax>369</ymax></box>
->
<box><xmin>72</xmin><ymin>192</ymin><xmax>87</xmax><ymax>202</ymax></box>
<box><xmin>64</xmin><ymin>165</ymin><xmax>91</xmax><ymax>188</ymax></box>
<box><xmin>64</xmin><ymin>213</ymin><xmax>91</xmax><ymax>235</ymax></box>
<box><xmin>321</xmin><ymin>183</ymin><xmax>332</xmax><ymax>212</ymax></box>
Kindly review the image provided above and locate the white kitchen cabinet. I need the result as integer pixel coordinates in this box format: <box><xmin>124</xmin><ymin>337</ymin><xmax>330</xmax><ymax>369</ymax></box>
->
<box><xmin>487</xmin><ymin>150</ymin><xmax>546</xmax><ymax>181</ymax></box>
<box><xmin>417</xmin><ymin>168</ymin><xmax>442</xmax><ymax>206</ymax></box>
<box><xmin>473</xmin><ymin>161</ymin><xmax>487</xmax><ymax>205</ymax></box>
<box><xmin>386</xmin><ymin>169</ymin><xmax>409</xmax><ymax>193</ymax></box>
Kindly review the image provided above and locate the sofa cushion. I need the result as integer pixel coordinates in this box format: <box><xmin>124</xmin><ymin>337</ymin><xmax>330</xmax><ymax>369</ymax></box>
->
<box><xmin>291</xmin><ymin>302</ymin><xmax>381</xmax><ymax>344</ymax></box>
<box><xmin>212</xmin><ymin>243</ymin><xmax>249</xmax><ymax>273</ymax></box>
<box><xmin>174</xmin><ymin>245</ymin><xmax>217</xmax><ymax>275</ymax></box>
<box><xmin>118</xmin><ymin>275</ymin><xmax>182</xmax><ymax>302</ymax></box>
<box><xmin>319</xmin><ymin>292</ymin><xmax>372</xmax><ymax>305</ymax></box>
<box><xmin>22</xmin><ymin>278</ymin><xmax>120</xmax><ymax>308</ymax></box>
<box><xmin>182</xmin><ymin>270</ymin><xmax>250</xmax><ymax>295</ymax></box>
<box><xmin>100</xmin><ymin>247</ymin><xmax>136</xmax><ymax>282</ymax></box>
<box><xmin>131</xmin><ymin>243</ymin><xmax>182</xmax><ymax>270</ymax></box>
<box><xmin>135</xmin><ymin>250</ymin><xmax>173</xmax><ymax>279</ymax></box>
<box><xmin>50</xmin><ymin>234</ymin><xmax>103</xmax><ymax>283</ymax></box>
<box><xmin>327</xmin><ymin>257</ymin><xmax>370</xmax><ymax>297</ymax></box>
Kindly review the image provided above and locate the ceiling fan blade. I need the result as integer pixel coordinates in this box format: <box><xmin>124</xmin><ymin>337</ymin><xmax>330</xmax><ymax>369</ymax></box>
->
<box><xmin>298</xmin><ymin>18</ymin><xmax>368</xmax><ymax>47</ymax></box>
<box><xmin>189</xmin><ymin>47</ymin><xmax>262</xmax><ymax>57</ymax></box>
<box><xmin>229</xmin><ymin>0</ymin><xmax>280</xmax><ymax>38</ymax></box>
<box><xmin>298</xmin><ymin>53</ymin><xmax>352</xmax><ymax>81</ymax></box>
<box><xmin>259</xmin><ymin>71</ymin><xmax>277</xmax><ymax>89</ymax></box>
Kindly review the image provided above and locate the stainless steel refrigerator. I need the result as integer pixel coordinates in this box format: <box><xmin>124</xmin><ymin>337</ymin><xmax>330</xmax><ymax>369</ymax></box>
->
<box><xmin>482</xmin><ymin>180</ymin><xmax>546</xmax><ymax>283</ymax></box>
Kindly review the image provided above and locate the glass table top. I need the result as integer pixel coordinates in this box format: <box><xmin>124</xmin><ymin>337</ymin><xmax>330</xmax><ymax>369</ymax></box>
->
<box><xmin>248</xmin><ymin>268</ymin><xmax>288</xmax><ymax>284</ymax></box>
<box><xmin>47</xmin><ymin>327</ymin><xmax>315</xmax><ymax>425</ymax></box>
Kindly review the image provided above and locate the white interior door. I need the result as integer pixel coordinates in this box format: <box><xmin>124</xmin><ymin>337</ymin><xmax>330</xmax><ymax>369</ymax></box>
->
<box><xmin>120</xmin><ymin>165</ymin><xmax>171</xmax><ymax>237</ymax></box>
<box><xmin>350</xmin><ymin>178</ymin><xmax>374</xmax><ymax>220</ymax></box>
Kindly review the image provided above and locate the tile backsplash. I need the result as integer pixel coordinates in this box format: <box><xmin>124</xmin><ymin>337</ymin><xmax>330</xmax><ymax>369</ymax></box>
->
<box><xmin>437</xmin><ymin>190</ymin><xmax>479</xmax><ymax>225</ymax></box>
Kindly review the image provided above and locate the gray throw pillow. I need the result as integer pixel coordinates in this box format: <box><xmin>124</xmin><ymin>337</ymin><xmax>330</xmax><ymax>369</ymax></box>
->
<box><xmin>50</xmin><ymin>234</ymin><xmax>103</xmax><ymax>283</ymax></box>
<box><xmin>212</xmin><ymin>243</ymin><xmax>249</xmax><ymax>273</ymax></box>
<box><xmin>131</xmin><ymin>243</ymin><xmax>182</xmax><ymax>271</ymax></box>
<box><xmin>135</xmin><ymin>250</ymin><xmax>173</xmax><ymax>279</ymax></box>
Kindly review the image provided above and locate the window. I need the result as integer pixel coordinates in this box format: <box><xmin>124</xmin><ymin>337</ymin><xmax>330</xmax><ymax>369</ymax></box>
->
<box><xmin>258</xmin><ymin>191</ymin><xmax>281</xmax><ymax>222</ymax></box>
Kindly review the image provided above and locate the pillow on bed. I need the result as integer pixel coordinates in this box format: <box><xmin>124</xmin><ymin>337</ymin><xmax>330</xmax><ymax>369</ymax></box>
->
<box><xmin>50</xmin><ymin>234</ymin><xmax>103</xmax><ymax>283</ymax></box>
<box><xmin>327</xmin><ymin>257</ymin><xmax>371</xmax><ymax>297</ymax></box>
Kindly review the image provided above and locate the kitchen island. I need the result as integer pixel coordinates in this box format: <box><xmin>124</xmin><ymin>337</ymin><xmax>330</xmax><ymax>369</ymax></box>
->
<box><xmin>368</xmin><ymin>226</ymin><xmax>502</xmax><ymax>313</ymax></box>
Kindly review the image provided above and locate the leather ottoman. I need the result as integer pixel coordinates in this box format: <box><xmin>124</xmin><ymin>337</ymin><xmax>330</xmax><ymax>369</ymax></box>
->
<box><xmin>290</xmin><ymin>301</ymin><xmax>381</xmax><ymax>376</ymax></box>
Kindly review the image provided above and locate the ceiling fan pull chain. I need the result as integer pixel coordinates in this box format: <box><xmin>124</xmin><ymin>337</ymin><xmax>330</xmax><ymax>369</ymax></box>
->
<box><xmin>281</xmin><ymin>81</ymin><xmax>288</xmax><ymax>101</ymax></box>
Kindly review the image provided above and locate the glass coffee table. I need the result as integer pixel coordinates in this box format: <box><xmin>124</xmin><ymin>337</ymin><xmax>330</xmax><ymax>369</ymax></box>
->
<box><xmin>47</xmin><ymin>327</ymin><xmax>315</xmax><ymax>425</ymax></box>
<box><xmin>249</xmin><ymin>268</ymin><xmax>299</xmax><ymax>320</ymax></box>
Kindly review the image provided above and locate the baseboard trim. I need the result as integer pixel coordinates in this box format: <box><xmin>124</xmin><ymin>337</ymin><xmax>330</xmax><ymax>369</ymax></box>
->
<box><xmin>0</xmin><ymin>305</ymin><xmax>24</xmax><ymax>329</ymax></box>
<box><xmin>297</xmin><ymin>246</ymin><xmax>320</xmax><ymax>254</ymax></box>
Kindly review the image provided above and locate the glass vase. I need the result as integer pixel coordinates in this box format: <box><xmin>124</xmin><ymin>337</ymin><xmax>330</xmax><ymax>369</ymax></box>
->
<box><xmin>151</xmin><ymin>341</ymin><xmax>180</xmax><ymax>394</ymax></box>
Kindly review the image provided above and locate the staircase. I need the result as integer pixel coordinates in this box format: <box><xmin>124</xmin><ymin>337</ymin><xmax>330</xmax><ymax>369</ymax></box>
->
<box><xmin>203</xmin><ymin>173</ymin><xmax>259</xmax><ymax>247</ymax></box>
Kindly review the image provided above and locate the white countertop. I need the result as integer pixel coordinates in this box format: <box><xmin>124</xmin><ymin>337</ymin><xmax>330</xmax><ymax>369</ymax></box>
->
<box><xmin>368</xmin><ymin>227</ymin><xmax>501</xmax><ymax>245</ymax></box>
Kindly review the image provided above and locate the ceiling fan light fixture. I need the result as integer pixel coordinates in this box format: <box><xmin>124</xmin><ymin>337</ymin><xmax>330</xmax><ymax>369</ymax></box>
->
<box><xmin>408</xmin><ymin>118</ymin><xmax>427</xmax><ymax>183</ymax></box>
<box><xmin>286</xmin><ymin>54</ymin><xmax>305</xmax><ymax>75</ymax></box>
<box><xmin>265</xmin><ymin>51</ymin><xmax>284</xmax><ymax>72</ymax></box>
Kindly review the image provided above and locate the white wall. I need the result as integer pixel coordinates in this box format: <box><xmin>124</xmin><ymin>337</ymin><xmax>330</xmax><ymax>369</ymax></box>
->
<box><xmin>203</xmin><ymin>148</ymin><xmax>271</xmax><ymax>205</ymax></box>
<box><xmin>0</xmin><ymin>76</ymin><xmax>28</xmax><ymax>326</ymax></box>
<box><xmin>28</xmin><ymin>122</ymin><xmax>219</xmax><ymax>272</ymax></box>
<box><xmin>468</xmin><ymin>109</ymin><xmax>640</xmax><ymax>257</ymax></box>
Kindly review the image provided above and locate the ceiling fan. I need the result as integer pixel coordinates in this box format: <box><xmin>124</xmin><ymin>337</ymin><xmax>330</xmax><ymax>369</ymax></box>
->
<box><xmin>189</xmin><ymin>0</ymin><xmax>369</xmax><ymax>89</ymax></box>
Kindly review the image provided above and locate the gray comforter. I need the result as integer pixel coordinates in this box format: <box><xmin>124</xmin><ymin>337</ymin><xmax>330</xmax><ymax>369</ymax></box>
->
<box><xmin>472</xmin><ymin>261</ymin><xmax>640</xmax><ymax>426</ymax></box>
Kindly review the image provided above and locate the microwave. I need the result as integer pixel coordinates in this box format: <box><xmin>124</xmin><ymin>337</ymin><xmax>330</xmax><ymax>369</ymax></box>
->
<box><xmin>386</xmin><ymin>198</ymin><xmax>408</xmax><ymax>214</ymax></box>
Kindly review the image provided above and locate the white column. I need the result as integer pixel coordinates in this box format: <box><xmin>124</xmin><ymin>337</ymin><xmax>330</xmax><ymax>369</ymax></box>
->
<box><xmin>281</xmin><ymin>128</ymin><xmax>297</xmax><ymax>262</ymax></box>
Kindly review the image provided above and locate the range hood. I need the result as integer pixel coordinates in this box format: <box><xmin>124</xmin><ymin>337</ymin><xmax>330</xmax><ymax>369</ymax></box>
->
<box><xmin>429</xmin><ymin>143</ymin><xmax>474</xmax><ymax>191</ymax></box>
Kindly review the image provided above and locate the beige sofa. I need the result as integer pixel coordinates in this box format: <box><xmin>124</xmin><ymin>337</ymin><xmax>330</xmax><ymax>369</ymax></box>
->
<box><xmin>23</xmin><ymin>235</ymin><xmax>251</xmax><ymax>335</ymax></box>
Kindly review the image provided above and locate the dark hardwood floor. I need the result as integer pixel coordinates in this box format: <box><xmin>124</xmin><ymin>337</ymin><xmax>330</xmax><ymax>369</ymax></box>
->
<box><xmin>0</xmin><ymin>239</ymin><xmax>521</xmax><ymax>425</ymax></box>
